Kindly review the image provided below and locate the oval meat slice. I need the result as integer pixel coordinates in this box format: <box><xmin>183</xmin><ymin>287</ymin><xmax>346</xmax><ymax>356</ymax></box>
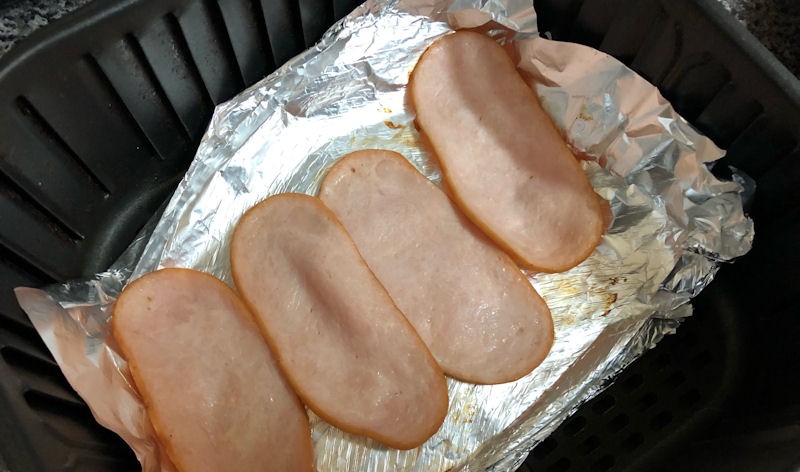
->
<box><xmin>113</xmin><ymin>268</ymin><xmax>313</xmax><ymax>472</ymax></box>
<box><xmin>230</xmin><ymin>193</ymin><xmax>448</xmax><ymax>450</ymax></box>
<box><xmin>408</xmin><ymin>30</ymin><xmax>606</xmax><ymax>272</ymax></box>
<box><xmin>319</xmin><ymin>150</ymin><xmax>553</xmax><ymax>384</ymax></box>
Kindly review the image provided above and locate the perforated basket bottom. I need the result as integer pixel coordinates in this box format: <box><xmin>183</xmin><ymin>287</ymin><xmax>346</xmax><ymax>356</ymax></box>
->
<box><xmin>519</xmin><ymin>286</ymin><xmax>736</xmax><ymax>472</ymax></box>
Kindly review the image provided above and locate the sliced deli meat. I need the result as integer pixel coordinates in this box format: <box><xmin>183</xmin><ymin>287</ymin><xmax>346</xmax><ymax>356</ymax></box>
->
<box><xmin>319</xmin><ymin>150</ymin><xmax>554</xmax><ymax>384</ymax></box>
<box><xmin>113</xmin><ymin>268</ymin><xmax>313</xmax><ymax>472</ymax></box>
<box><xmin>230</xmin><ymin>193</ymin><xmax>448</xmax><ymax>450</ymax></box>
<box><xmin>408</xmin><ymin>31</ymin><xmax>607</xmax><ymax>272</ymax></box>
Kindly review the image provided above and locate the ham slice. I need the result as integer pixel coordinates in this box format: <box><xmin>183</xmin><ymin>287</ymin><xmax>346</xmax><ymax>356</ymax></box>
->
<box><xmin>319</xmin><ymin>150</ymin><xmax>553</xmax><ymax>384</ymax></box>
<box><xmin>113</xmin><ymin>268</ymin><xmax>312</xmax><ymax>472</ymax></box>
<box><xmin>230</xmin><ymin>193</ymin><xmax>448</xmax><ymax>449</ymax></box>
<box><xmin>408</xmin><ymin>31</ymin><xmax>606</xmax><ymax>272</ymax></box>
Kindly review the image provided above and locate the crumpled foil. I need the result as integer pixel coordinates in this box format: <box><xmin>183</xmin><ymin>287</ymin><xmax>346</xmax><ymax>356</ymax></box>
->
<box><xmin>14</xmin><ymin>0</ymin><xmax>754</xmax><ymax>470</ymax></box>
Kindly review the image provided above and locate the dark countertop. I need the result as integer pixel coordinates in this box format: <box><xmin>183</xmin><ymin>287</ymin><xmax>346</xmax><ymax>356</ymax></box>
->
<box><xmin>721</xmin><ymin>0</ymin><xmax>800</xmax><ymax>77</ymax></box>
<box><xmin>0</xmin><ymin>0</ymin><xmax>91</xmax><ymax>55</ymax></box>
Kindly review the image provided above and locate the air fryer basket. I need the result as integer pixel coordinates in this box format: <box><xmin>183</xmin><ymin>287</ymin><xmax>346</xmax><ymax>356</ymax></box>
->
<box><xmin>0</xmin><ymin>0</ymin><xmax>797</xmax><ymax>470</ymax></box>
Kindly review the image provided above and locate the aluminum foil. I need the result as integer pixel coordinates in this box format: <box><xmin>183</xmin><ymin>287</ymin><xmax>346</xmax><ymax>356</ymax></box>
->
<box><xmin>15</xmin><ymin>0</ymin><xmax>754</xmax><ymax>470</ymax></box>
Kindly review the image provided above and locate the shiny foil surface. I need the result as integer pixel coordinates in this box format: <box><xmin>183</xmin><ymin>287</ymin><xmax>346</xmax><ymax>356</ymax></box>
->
<box><xmin>15</xmin><ymin>0</ymin><xmax>753</xmax><ymax>470</ymax></box>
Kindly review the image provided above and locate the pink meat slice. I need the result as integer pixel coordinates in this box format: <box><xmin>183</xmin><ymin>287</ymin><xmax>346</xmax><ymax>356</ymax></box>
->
<box><xmin>230</xmin><ymin>193</ymin><xmax>448</xmax><ymax>450</ymax></box>
<box><xmin>408</xmin><ymin>30</ymin><xmax>607</xmax><ymax>273</ymax></box>
<box><xmin>319</xmin><ymin>150</ymin><xmax>554</xmax><ymax>384</ymax></box>
<box><xmin>113</xmin><ymin>268</ymin><xmax>313</xmax><ymax>472</ymax></box>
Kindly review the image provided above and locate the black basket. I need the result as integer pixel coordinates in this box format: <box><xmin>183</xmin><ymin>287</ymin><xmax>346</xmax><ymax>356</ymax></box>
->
<box><xmin>0</xmin><ymin>0</ymin><xmax>797</xmax><ymax>470</ymax></box>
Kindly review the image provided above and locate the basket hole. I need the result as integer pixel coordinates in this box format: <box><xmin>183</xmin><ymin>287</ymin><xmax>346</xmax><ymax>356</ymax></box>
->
<box><xmin>635</xmin><ymin>391</ymin><xmax>658</xmax><ymax>409</ymax></box>
<box><xmin>579</xmin><ymin>435</ymin><xmax>601</xmax><ymax>455</ymax></box>
<box><xmin>532</xmin><ymin>437</ymin><xmax>558</xmax><ymax>458</ymax></box>
<box><xmin>666</xmin><ymin>370</ymin><xmax>686</xmax><ymax>388</ymax></box>
<box><xmin>24</xmin><ymin>389</ymin><xmax>91</xmax><ymax>422</ymax></box>
<box><xmin>591</xmin><ymin>394</ymin><xmax>616</xmax><ymax>415</ymax></box>
<box><xmin>546</xmin><ymin>457</ymin><xmax>571</xmax><ymax>472</ymax></box>
<box><xmin>651</xmin><ymin>410</ymin><xmax>673</xmax><ymax>430</ymax></box>
<box><xmin>563</xmin><ymin>415</ymin><xmax>588</xmax><ymax>436</ymax></box>
<box><xmin>621</xmin><ymin>373</ymin><xmax>643</xmax><ymax>392</ymax></box>
<box><xmin>0</xmin><ymin>313</ymin><xmax>43</xmax><ymax>347</ymax></box>
<box><xmin>590</xmin><ymin>454</ymin><xmax>614</xmax><ymax>471</ymax></box>
<box><xmin>608</xmin><ymin>413</ymin><xmax>629</xmax><ymax>432</ymax></box>
<box><xmin>1</xmin><ymin>346</ymin><xmax>61</xmax><ymax>380</ymax></box>
<box><xmin>622</xmin><ymin>432</ymin><xmax>644</xmax><ymax>451</ymax></box>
